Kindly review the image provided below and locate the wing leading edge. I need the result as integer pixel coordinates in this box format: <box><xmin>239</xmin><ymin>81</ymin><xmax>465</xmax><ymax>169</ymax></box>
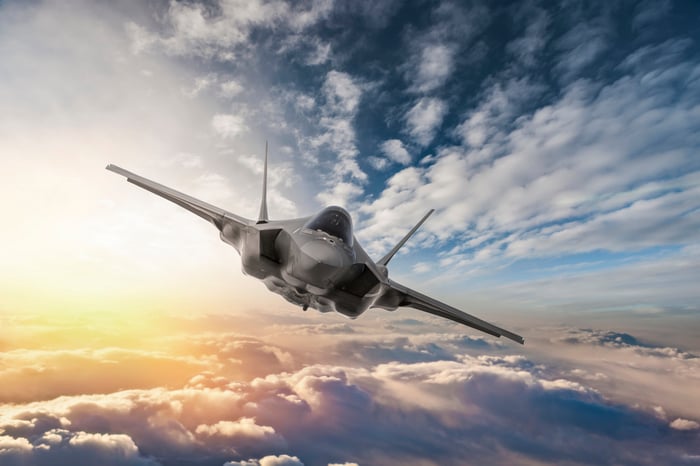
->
<box><xmin>106</xmin><ymin>164</ymin><xmax>252</xmax><ymax>230</ymax></box>
<box><xmin>388</xmin><ymin>279</ymin><xmax>524</xmax><ymax>344</ymax></box>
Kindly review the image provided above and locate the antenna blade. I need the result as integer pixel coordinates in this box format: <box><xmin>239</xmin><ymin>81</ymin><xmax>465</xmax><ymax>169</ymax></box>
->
<box><xmin>378</xmin><ymin>209</ymin><xmax>434</xmax><ymax>266</ymax></box>
<box><xmin>257</xmin><ymin>141</ymin><xmax>269</xmax><ymax>223</ymax></box>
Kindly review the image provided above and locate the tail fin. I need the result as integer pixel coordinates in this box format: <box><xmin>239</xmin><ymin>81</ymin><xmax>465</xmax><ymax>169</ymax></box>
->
<box><xmin>378</xmin><ymin>209</ymin><xmax>434</xmax><ymax>266</ymax></box>
<box><xmin>257</xmin><ymin>141</ymin><xmax>269</xmax><ymax>224</ymax></box>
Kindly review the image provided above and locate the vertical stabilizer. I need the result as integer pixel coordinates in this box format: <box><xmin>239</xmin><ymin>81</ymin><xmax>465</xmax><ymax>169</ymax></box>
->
<box><xmin>257</xmin><ymin>141</ymin><xmax>269</xmax><ymax>223</ymax></box>
<box><xmin>377</xmin><ymin>209</ymin><xmax>434</xmax><ymax>266</ymax></box>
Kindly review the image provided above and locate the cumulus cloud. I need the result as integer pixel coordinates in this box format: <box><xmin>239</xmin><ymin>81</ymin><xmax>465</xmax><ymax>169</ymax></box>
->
<box><xmin>0</xmin><ymin>430</ymin><xmax>158</xmax><ymax>466</ymax></box>
<box><xmin>224</xmin><ymin>455</ymin><xmax>304</xmax><ymax>466</ymax></box>
<box><xmin>1</xmin><ymin>315</ymin><xmax>700</xmax><ymax>465</ymax></box>
<box><xmin>670</xmin><ymin>418</ymin><xmax>700</xmax><ymax>431</ymax></box>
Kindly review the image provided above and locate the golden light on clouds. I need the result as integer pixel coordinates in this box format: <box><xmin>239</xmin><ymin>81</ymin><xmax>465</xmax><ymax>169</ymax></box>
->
<box><xmin>1</xmin><ymin>311</ymin><xmax>699</xmax><ymax>465</ymax></box>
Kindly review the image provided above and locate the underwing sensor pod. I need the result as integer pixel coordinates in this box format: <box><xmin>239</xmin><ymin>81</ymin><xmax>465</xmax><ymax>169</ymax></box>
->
<box><xmin>106</xmin><ymin>145</ymin><xmax>524</xmax><ymax>344</ymax></box>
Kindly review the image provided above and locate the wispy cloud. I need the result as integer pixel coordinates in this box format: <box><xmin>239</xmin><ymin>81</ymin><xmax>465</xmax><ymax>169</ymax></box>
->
<box><xmin>360</xmin><ymin>38</ymin><xmax>700</xmax><ymax>291</ymax></box>
<box><xmin>405</xmin><ymin>97</ymin><xmax>447</xmax><ymax>146</ymax></box>
<box><xmin>310</xmin><ymin>70</ymin><xmax>368</xmax><ymax>206</ymax></box>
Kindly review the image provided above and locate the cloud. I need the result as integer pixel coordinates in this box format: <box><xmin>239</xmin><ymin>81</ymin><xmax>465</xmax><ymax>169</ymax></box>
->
<box><xmin>236</xmin><ymin>154</ymin><xmax>299</xmax><ymax>215</ymax></box>
<box><xmin>379</xmin><ymin>139</ymin><xmax>411</xmax><ymax>165</ymax></box>
<box><xmin>224</xmin><ymin>455</ymin><xmax>304</xmax><ymax>466</ymax></box>
<box><xmin>554</xmin><ymin>18</ymin><xmax>610</xmax><ymax>81</ymax></box>
<box><xmin>308</xmin><ymin>70</ymin><xmax>367</xmax><ymax>206</ymax></box>
<box><xmin>401</xmin><ymin>1</ymin><xmax>489</xmax><ymax>94</ymax></box>
<box><xmin>670</xmin><ymin>418</ymin><xmax>700</xmax><ymax>431</ymax></box>
<box><xmin>183</xmin><ymin>73</ymin><xmax>218</xmax><ymax>98</ymax></box>
<box><xmin>322</xmin><ymin>71</ymin><xmax>361</xmax><ymax>115</ymax></box>
<box><xmin>551</xmin><ymin>328</ymin><xmax>698</xmax><ymax>360</ymax></box>
<box><xmin>212</xmin><ymin>114</ymin><xmax>248</xmax><ymax>138</ymax></box>
<box><xmin>305</xmin><ymin>39</ymin><xmax>331</xmax><ymax>66</ymax></box>
<box><xmin>360</xmin><ymin>38</ymin><xmax>700</xmax><ymax>288</ymax></box>
<box><xmin>1</xmin><ymin>315</ymin><xmax>700</xmax><ymax>465</ymax></box>
<box><xmin>456</xmin><ymin>76</ymin><xmax>544</xmax><ymax>149</ymax></box>
<box><xmin>3</xmin><ymin>1</ymin><xmax>700</xmax><ymax>464</ymax></box>
<box><xmin>367</xmin><ymin>156</ymin><xmax>389</xmax><ymax>171</ymax></box>
<box><xmin>632</xmin><ymin>0</ymin><xmax>672</xmax><ymax>29</ymax></box>
<box><xmin>405</xmin><ymin>98</ymin><xmax>447</xmax><ymax>146</ymax></box>
<box><xmin>128</xmin><ymin>0</ymin><xmax>333</xmax><ymax>61</ymax></box>
<box><xmin>410</xmin><ymin>43</ymin><xmax>455</xmax><ymax>93</ymax></box>
<box><xmin>0</xmin><ymin>430</ymin><xmax>158</xmax><ymax>466</ymax></box>
<box><xmin>220</xmin><ymin>79</ymin><xmax>245</xmax><ymax>98</ymax></box>
<box><xmin>506</xmin><ymin>5</ymin><xmax>549</xmax><ymax>68</ymax></box>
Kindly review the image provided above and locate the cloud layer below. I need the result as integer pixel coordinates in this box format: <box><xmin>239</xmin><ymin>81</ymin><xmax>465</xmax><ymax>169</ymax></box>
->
<box><xmin>1</xmin><ymin>311</ymin><xmax>698</xmax><ymax>466</ymax></box>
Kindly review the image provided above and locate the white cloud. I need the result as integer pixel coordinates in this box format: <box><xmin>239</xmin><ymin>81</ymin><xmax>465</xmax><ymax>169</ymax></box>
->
<box><xmin>212</xmin><ymin>113</ymin><xmax>248</xmax><ymax>138</ymax></box>
<box><xmin>0</xmin><ymin>430</ymin><xmax>159</xmax><ymax>466</ymax></box>
<box><xmin>306</xmin><ymin>39</ymin><xmax>331</xmax><ymax>65</ymax></box>
<box><xmin>225</xmin><ymin>455</ymin><xmax>304</xmax><ymax>466</ymax></box>
<box><xmin>411</xmin><ymin>43</ymin><xmax>454</xmax><ymax>93</ymax></box>
<box><xmin>670</xmin><ymin>418</ymin><xmax>700</xmax><ymax>431</ymax></box>
<box><xmin>456</xmin><ymin>76</ymin><xmax>544</xmax><ymax>150</ymax></box>
<box><xmin>405</xmin><ymin>98</ymin><xmax>447</xmax><ymax>146</ymax></box>
<box><xmin>220</xmin><ymin>79</ymin><xmax>245</xmax><ymax>98</ymax></box>
<box><xmin>316</xmin><ymin>181</ymin><xmax>363</xmax><ymax>208</ymax></box>
<box><xmin>367</xmin><ymin>156</ymin><xmax>389</xmax><ymax>171</ymax></box>
<box><xmin>305</xmin><ymin>70</ymin><xmax>367</xmax><ymax>206</ymax></box>
<box><xmin>295</xmin><ymin>94</ymin><xmax>315</xmax><ymax>111</ymax></box>
<box><xmin>195</xmin><ymin>418</ymin><xmax>278</xmax><ymax>439</ymax></box>
<box><xmin>361</xmin><ymin>40</ymin><xmax>700</xmax><ymax>284</ymax></box>
<box><xmin>128</xmin><ymin>0</ymin><xmax>333</xmax><ymax>61</ymax></box>
<box><xmin>1</xmin><ymin>316</ymin><xmax>699</xmax><ymax>465</ymax></box>
<box><xmin>379</xmin><ymin>139</ymin><xmax>411</xmax><ymax>165</ymax></box>
<box><xmin>183</xmin><ymin>73</ymin><xmax>218</xmax><ymax>97</ymax></box>
<box><xmin>322</xmin><ymin>71</ymin><xmax>361</xmax><ymax>115</ymax></box>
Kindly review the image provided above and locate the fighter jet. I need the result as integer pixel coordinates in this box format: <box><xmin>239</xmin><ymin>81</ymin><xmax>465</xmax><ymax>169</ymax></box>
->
<box><xmin>106</xmin><ymin>146</ymin><xmax>524</xmax><ymax>344</ymax></box>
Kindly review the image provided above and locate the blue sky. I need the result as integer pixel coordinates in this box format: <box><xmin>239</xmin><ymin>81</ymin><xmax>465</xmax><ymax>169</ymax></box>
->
<box><xmin>108</xmin><ymin>0</ymin><xmax>700</xmax><ymax>315</ymax></box>
<box><xmin>1</xmin><ymin>1</ymin><xmax>700</xmax><ymax>465</ymax></box>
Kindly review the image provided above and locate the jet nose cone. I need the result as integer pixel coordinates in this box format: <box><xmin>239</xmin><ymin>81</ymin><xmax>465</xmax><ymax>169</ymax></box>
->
<box><xmin>300</xmin><ymin>240</ymin><xmax>346</xmax><ymax>267</ymax></box>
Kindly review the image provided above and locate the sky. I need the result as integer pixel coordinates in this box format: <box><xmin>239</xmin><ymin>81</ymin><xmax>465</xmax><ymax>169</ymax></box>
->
<box><xmin>0</xmin><ymin>0</ymin><xmax>699</xmax><ymax>465</ymax></box>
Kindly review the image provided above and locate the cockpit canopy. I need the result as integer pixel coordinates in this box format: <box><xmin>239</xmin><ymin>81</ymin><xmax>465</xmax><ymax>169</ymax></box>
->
<box><xmin>303</xmin><ymin>206</ymin><xmax>354</xmax><ymax>246</ymax></box>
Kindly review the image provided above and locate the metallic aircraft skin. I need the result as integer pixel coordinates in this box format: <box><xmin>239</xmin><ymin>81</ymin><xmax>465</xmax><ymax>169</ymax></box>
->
<box><xmin>106</xmin><ymin>151</ymin><xmax>524</xmax><ymax>344</ymax></box>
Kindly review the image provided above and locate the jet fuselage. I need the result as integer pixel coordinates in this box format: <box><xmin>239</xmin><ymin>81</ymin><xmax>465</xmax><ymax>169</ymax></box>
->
<box><xmin>106</xmin><ymin>157</ymin><xmax>524</xmax><ymax>344</ymax></box>
<box><xmin>221</xmin><ymin>207</ymin><xmax>386</xmax><ymax>318</ymax></box>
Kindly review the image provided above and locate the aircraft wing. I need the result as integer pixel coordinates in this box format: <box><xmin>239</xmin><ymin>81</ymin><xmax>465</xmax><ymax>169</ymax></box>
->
<box><xmin>388</xmin><ymin>279</ymin><xmax>524</xmax><ymax>344</ymax></box>
<box><xmin>106</xmin><ymin>164</ymin><xmax>252</xmax><ymax>230</ymax></box>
